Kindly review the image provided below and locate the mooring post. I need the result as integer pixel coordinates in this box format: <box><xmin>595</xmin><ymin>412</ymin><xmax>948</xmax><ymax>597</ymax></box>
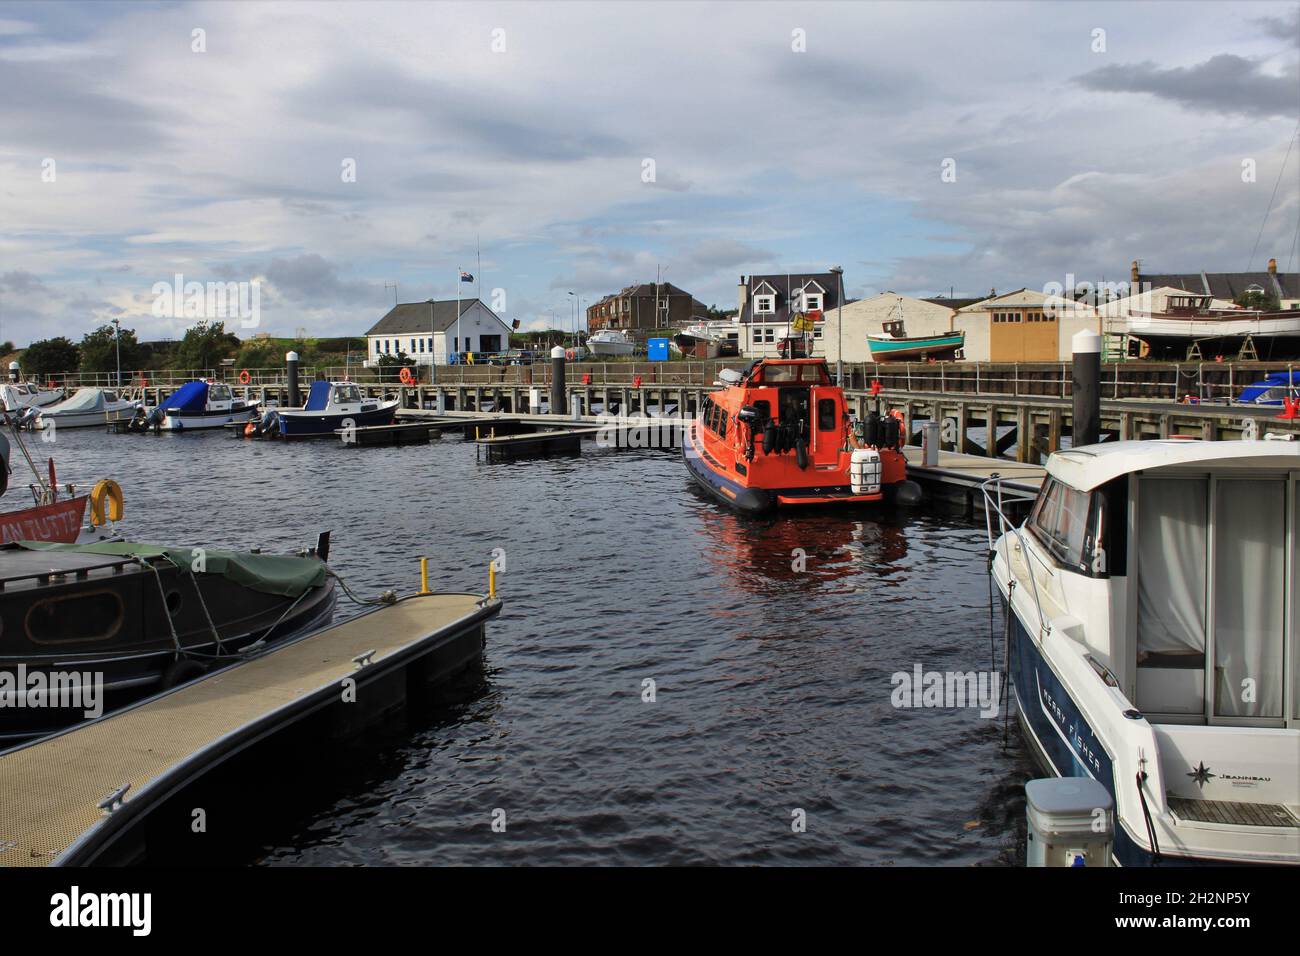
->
<box><xmin>286</xmin><ymin>350</ymin><xmax>301</xmax><ymax>408</ymax></box>
<box><xmin>550</xmin><ymin>345</ymin><xmax>566</xmax><ymax>415</ymax></box>
<box><xmin>7</xmin><ymin>361</ymin><xmax>18</xmax><ymax>383</ymax></box>
<box><xmin>1071</xmin><ymin>329</ymin><xmax>1101</xmax><ymax>448</ymax></box>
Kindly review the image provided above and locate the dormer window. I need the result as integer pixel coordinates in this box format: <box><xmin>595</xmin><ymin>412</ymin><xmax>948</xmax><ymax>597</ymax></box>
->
<box><xmin>802</xmin><ymin>292</ymin><xmax>823</xmax><ymax>312</ymax></box>
<box><xmin>754</xmin><ymin>294</ymin><xmax>776</xmax><ymax>315</ymax></box>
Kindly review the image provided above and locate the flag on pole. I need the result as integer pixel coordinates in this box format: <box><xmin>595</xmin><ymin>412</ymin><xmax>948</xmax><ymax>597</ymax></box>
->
<box><xmin>460</xmin><ymin>271</ymin><xmax>474</xmax><ymax>282</ymax></box>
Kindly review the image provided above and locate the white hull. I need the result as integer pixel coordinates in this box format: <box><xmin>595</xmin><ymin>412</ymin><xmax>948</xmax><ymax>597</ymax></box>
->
<box><xmin>38</xmin><ymin>404</ymin><xmax>140</xmax><ymax>429</ymax></box>
<box><xmin>587</xmin><ymin>340</ymin><xmax>634</xmax><ymax>357</ymax></box>
<box><xmin>1127</xmin><ymin>313</ymin><xmax>1300</xmax><ymax>340</ymax></box>
<box><xmin>159</xmin><ymin>410</ymin><xmax>249</xmax><ymax>431</ymax></box>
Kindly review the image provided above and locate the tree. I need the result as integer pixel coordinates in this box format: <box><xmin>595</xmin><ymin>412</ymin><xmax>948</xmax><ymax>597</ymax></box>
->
<box><xmin>79</xmin><ymin>324</ymin><xmax>143</xmax><ymax>375</ymax></box>
<box><xmin>1236</xmin><ymin>290</ymin><xmax>1279</xmax><ymax>312</ymax></box>
<box><xmin>175</xmin><ymin>320</ymin><xmax>239</xmax><ymax>371</ymax></box>
<box><xmin>21</xmin><ymin>337</ymin><xmax>80</xmax><ymax>376</ymax></box>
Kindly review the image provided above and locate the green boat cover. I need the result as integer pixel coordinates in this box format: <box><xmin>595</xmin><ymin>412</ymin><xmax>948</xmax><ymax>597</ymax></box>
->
<box><xmin>14</xmin><ymin>540</ymin><xmax>326</xmax><ymax>598</ymax></box>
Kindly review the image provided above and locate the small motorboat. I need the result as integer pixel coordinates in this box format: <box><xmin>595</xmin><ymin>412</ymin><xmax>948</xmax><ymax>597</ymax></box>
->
<box><xmin>1235</xmin><ymin>370</ymin><xmax>1299</xmax><ymax>406</ymax></box>
<box><xmin>271</xmin><ymin>381</ymin><xmax>398</xmax><ymax>437</ymax></box>
<box><xmin>0</xmin><ymin>382</ymin><xmax>63</xmax><ymax>412</ymax></box>
<box><xmin>0</xmin><ymin>534</ymin><xmax>338</xmax><ymax>741</ymax></box>
<box><xmin>987</xmin><ymin>438</ymin><xmax>1300</xmax><ymax>865</ymax></box>
<box><xmin>672</xmin><ymin>323</ymin><xmax>726</xmax><ymax>358</ymax></box>
<box><xmin>135</xmin><ymin>379</ymin><xmax>256</xmax><ymax>431</ymax></box>
<box><xmin>34</xmin><ymin>388</ymin><xmax>140</xmax><ymax>430</ymax></box>
<box><xmin>683</xmin><ymin>357</ymin><xmax>918</xmax><ymax>514</ymax></box>
<box><xmin>586</xmin><ymin>329</ymin><xmax>635</xmax><ymax>357</ymax></box>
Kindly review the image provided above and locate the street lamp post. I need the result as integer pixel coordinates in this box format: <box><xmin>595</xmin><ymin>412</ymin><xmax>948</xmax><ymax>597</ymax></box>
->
<box><xmin>829</xmin><ymin>266</ymin><xmax>844</xmax><ymax>386</ymax></box>
<box><xmin>111</xmin><ymin>317</ymin><xmax>122</xmax><ymax>388</ymax></box>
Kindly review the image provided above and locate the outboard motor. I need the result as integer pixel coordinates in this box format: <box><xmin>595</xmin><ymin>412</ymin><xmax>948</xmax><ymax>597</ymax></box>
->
<box><xmin>144</xmin><ymin>405</ymin><xmax>165</xmax><ymax>431</ymax></box>
<box><xmin>253</xmin><ymin>408</ymin><xmax>280</xmax><ymax>438</ymax></box>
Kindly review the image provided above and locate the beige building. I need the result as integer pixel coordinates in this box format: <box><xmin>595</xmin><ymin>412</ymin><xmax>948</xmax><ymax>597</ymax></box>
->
<box><xmin>954</xmin><ymin>289</ymin><xmax>1098</xmax><ymax>362</ymax></box>
<box><xmin>822</xmin><ymin>293</ymin><xmax>956</xmax><ymax>364</ymax></box>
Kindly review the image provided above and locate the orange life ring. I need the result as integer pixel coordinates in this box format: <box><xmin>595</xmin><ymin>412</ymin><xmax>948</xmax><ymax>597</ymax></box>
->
<box><xmin>399</xmin><ymin>366</ymin><xmax>415</xmax><ymax>385</ymax></box>
<box><xmin>239</xmin><ymin>369</ymin><xmax>251</xmax><ymax>385</ymax></box>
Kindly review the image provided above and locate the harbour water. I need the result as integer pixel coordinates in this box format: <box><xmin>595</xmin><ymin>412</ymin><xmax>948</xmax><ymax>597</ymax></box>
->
<box><xmin>46</xmin><ymin>427</ymin><xmax>1034</xmax><ymax>865</ymax></box>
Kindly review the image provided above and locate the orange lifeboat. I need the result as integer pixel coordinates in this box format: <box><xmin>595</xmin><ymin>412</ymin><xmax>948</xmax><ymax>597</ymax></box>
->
<box><xmin>683</xmin><ymin>358</ymin><xmax>911</xmax><ymax>514</ymax></box>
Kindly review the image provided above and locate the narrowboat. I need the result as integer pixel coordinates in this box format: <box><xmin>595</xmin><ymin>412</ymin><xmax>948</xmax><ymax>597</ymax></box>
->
<box><xmin>145</xmin><ymin>380</ymin><xmax>256</xmax><ymax>431</ymax></box>
<box><xmin>987</xmin><ymin>438</ymin><xmax>1300</xmax><ymax>865</ymax></box>
<box><xmin>683</xmin><ymin>357</ymin><xmax>915</xmax><ymax>514</ymax></box>
<box><xmin>271</xmin><ymin>381</ymin><xmax>399</xmax><ymax>437</ymax></box>
<box><xmin>0</xmin><ymin>535</ymin><xmax>338</xmax><ymax>742</ymax></box>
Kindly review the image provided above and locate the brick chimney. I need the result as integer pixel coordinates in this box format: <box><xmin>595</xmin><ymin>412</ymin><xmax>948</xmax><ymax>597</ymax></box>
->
<box><xmin>1130</xmin><ymin>260</ymin><xmax>1140</xmax><ymax>285</ymax></box>
<box><xmin>737</xmin><ymin>275</ymin><xmax>748</xmax><ymax>314</ymax></box>
<box><xmin>1268</xmin><ymin>257</ymin><xmax>1277</xmax><ymax>275</ymax></box>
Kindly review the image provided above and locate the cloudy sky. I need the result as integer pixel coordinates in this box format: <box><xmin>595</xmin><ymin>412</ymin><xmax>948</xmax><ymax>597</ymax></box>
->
<box><xmin>0</xmin><ymin>0</ymin><xmax>1297</xmax><ymax>344</ymax></box>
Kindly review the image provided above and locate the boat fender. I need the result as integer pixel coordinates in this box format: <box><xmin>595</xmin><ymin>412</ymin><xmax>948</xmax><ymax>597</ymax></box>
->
<box><xmin>892</xmin><ymin>479</ymin><xmax>923</xmax><ymax>507</ymax></box>
<box><xmin>795</xmin><ymin>437</ymin><xmax>808</xmax><ymax>470</ymax></box>
<box><xmin>762</xmin><ymin>421</ymin><xmax>777</xmax><ymax>455</ymax></box>
<box><xmin>160</xmin><ymin>658</ymin><xmax>207</xmax><ymax>690</ymax></box>
<box><xmin>89</xmin><ymin>479</ymin><xmax>125</xmax><ymax>526</ymax></box>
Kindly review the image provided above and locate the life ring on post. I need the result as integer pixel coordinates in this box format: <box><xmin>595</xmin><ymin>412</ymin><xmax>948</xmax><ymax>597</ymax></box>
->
<box><xmin>89</xmin><ymin>479</ymin><xmax>125</xmax><ymax>527</ymax></box>
<box><xmin>399</xmin><ymin>366</ymin><xmax>415</xmax><ymax>386</ymax></box>
<box><xmin>239</xmin><ymin>369</ymin><xmax>251</xmax><ymax>385</ymax></box>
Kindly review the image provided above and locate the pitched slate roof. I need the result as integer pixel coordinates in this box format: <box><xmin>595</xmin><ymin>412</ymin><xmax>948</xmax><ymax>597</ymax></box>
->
<box><xmin>739</xmin><ymin>272</ymin><xmax>841</xmax><ymax>324</ymax></box>
<box><xmin>1137</xmin><ymin>271</ymin><xmax>1300</xmax><ymax>301</ymax></box>
<box><xmin>365</xmin><ymin>299</ymin><xmax>479</xmax><ymax>336</ymax></box>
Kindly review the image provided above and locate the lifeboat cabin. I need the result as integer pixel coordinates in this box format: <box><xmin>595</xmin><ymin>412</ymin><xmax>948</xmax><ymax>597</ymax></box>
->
<box><xmin>684</xmin><ymin>358</ymin><xmax>908</xmax><ymax>514</ymax></box>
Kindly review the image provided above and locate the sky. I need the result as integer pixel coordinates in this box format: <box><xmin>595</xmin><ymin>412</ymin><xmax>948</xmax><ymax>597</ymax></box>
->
<box><xmin>0</xmin><ymin>0</ymin><xmax>1297</xmax><ymax>345</ymax></box>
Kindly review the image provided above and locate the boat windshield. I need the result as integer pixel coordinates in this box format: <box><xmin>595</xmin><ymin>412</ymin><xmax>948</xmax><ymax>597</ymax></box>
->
<box><xmin>333</xmin><ymin>384</ymin><xmax>361</xmax><ymax>404</ymax></box>
<box><xmin>752</xmin><ymin>362</ymin><xmax>831</xmax><ymax>386</ymax></box>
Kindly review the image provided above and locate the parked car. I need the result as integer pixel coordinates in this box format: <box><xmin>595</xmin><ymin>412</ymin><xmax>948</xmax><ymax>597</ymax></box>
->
<box><xmin>487</xmin><ymin>349</ymin><xmax>535</xmax><ymax>366</ymax></box>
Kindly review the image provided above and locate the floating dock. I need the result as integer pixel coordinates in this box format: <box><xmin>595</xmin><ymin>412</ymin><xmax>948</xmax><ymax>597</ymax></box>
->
<box><xmin>903</xmin><ymin>446</ymin><xmax>1044</xmax><ymax>514</ymax></box>
<box><xmin>0</xmin><ymin>592</ymin><xmax>500</xmax><ymax>867</ymax></box>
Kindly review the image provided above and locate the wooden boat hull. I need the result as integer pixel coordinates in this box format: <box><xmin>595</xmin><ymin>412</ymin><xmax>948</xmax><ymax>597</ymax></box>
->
<box><xmin>867</xmin><ymin>331</ymin><xmax>964</xmax><ymax>361</ymax></box>
<box><xmin>0</xmin><ymin>498</ymin><xmax>88</xmax><ymax>546</ymax></box>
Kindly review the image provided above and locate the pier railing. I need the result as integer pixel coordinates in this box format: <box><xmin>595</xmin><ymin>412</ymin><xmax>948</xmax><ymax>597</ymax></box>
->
<box><xmin>24</xmin><ymin>358</ymin><xmax>1297</xmax><ymax>404</ymax></box>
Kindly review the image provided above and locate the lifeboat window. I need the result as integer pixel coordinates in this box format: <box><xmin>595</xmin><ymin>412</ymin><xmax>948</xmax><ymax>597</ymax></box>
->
<box><xmin>25</xmin><ymin>590</ymin><xmax>125</xmax><ymax>645</ymax></box>
<box><xmin>818</xmin><ymin>398</ymin><xmax>836</xmax><ymax>431</ymax></box>
<box><xmin>717</xmin><ymin>409</ymin><xmax>727</xmax><ymax>438</ymax></box>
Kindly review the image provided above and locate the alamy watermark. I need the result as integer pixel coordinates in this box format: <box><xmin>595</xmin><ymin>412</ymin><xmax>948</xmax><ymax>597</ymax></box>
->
<box><xmin>890</xmin><ymin>664</ymin><xmax>1001</xmax><ymax>718</ymax></box>
<box><xmin>151</xmin><ymin>273</ymin><xmax>261</xmax><ymax>328</ymax></box>
<box><xmin>0</xmin><ymin>665</ymin><xmax>103</xmax><ymax>719</ymax></box>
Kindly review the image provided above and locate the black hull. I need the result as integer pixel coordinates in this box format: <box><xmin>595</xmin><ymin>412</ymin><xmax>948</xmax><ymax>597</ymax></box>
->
<box><xmin>0</xmin><ymin>562</ymin><xmax>338</xmax><ymax>741</ymax></box>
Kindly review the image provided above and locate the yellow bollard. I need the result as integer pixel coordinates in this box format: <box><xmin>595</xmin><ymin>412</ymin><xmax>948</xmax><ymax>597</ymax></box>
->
<box><xmin>489</xmin><ymin>562</ymin><xmax>496</xmax><ymax>600</ymax></box>
<box><xmin>419</xmin><ymin>556</ymin><xmax>431</xmax><ymax>595</ymax></box>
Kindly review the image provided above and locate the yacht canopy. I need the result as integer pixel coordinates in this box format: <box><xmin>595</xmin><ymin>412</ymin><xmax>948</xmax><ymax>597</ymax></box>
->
<box><xmin>1048</xmin><ymin>439</ymin><xmax>1300</xmax><ymax>490</ymax></box>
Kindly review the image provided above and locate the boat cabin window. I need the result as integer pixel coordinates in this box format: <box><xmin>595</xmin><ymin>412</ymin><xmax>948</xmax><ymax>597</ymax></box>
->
<box><xmin>1026</xmin><ymin>476</ymin><xmax>1126</xmax><ymax>577</ymax></box>
<box><xmin>333</xmin><ymin>384</ymin><xmax>361</xmax><ymax>404</ymax></box>
<box><xmin>751</xmin><ymin>362</ymin><xmax>831</xmax><ymax>386</ymax></box>
<box><xmin>817</xmin><ymin>398</ymin><xmax>837</xmax><ymax>431</ymax></box>
<box><xmin>210</xmin><ymin>384</ymin><xmax>231</xmax><ymax>401</ymax></box>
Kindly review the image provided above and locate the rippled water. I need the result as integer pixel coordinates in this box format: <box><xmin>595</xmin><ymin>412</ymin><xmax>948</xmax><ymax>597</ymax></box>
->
<box><xmin>30</xmin><ymin>425</ymin><xmax>1035</xmax><ymax>865</ymax></box>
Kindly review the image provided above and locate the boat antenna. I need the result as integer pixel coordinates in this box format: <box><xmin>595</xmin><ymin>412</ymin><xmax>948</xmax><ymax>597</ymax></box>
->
<box><xmin>1247</xmin><ymin>119</ymin><xmax>1300</xmax><ymax>272</ymax></box>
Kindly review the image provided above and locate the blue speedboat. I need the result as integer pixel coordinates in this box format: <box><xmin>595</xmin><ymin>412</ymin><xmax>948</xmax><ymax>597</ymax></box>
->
<box><xmin>1236</xmin><ymin>371</ymin><xmax>1299</xmax><ymax>406</ymax></box>
<box><xmin>273</xmin><ymin>381</ymin><xmax>398</xmax><ymax>437</ymax></box>
<box><xmin>148</xmin><ymin>380</ymin><xmax>255</xmax><ymax>431</ymax></box>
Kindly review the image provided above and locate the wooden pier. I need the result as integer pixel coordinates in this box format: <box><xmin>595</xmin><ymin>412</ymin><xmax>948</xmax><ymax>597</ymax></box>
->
<box><xmin>0</xmin><ymin>592</ymin><xmax>500</xmax><ymax>867</ymax></box>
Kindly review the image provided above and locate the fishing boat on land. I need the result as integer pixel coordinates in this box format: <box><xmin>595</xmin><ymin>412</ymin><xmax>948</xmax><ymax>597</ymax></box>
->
<box><xmin>264</xmin><ymin>381</ymin><xmax>398</xmax><ymax>437</ymax></box>
<box><xmin>673</xmin><ymin>321</ymin><xmax>739</xmax><ymax>358</ymax></box>
<box><xmin>867</xmin><ymin>319</ymin><xmax>965</xmax><ymax>361</ymax></box>
<box><xmin>683</xmin><ymin>357</ymin><xmax>918</xmax><ymax>514</ymax></box>
<box><xmin>0</xmin><ymin>535</ymin><xmax>338</xmax><ymax>741</ymax></box>
<box><xmin>1126</xmin><ymin>293</ymin><xmax>1300</xmax><ymax>360</ymax></box>
<box><xmin>140</xmin><ymin>380</ymin><xmax>256</xmax><ymax>431</ymax></box>
<box><xmin>586</xmin><ymin>329</ymin><xmax>636</xmax><ymax>357</ymax></box>
<box><xmin>33</xmin><ymin>388</ymin><xmax>140</xmax><ymax>430</ymax></box>
<box><xmin>986</xmin><ymin>438</ymin><xmax>1300</xmax><ymax>866</ymax></box>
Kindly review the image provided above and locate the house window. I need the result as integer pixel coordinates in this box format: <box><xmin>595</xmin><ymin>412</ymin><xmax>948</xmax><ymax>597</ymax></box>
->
<box><xmin>803</xmin><ymin>292</ymin><xmax>823</xmax><ymax>312</ymax></box>
<box><xmin>813</xmin><ymin>326</ymin><xmax>823</xmax><ymax>340</ymax></box>
<box><xmin>755</xmin><ymin>295</ymin><xmax>776</xmax><ymax>315</ymax></box>
<box><xmin>374</xmin><ymin>340</ymin><xmax>381</xmax><ymax>354</ymax></box>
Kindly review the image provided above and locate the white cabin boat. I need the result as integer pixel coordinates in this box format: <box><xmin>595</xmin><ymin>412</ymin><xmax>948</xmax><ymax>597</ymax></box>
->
<box><xmin>34</xmin><ymin>388</ymin><xmax>141</xmax><ymax>430</ymax></box>
<box><xmin>0</xmin><ymin>382</ymin><xmax>64</xmax><ymax>412</ymax></box>
<box><xmin>987</xmin><ymin>438</ymin><xmax>1300</xmax><ymax>865</ymax></box>
<box><xmin>586</xmin><ymin>329</ymin><xmax>635</xmax><ymax>357</ymax></box>
<box><xmin>151</xmin><ymin>380</ymin><xmax>255</xmax><ymax>431</ymax></box>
